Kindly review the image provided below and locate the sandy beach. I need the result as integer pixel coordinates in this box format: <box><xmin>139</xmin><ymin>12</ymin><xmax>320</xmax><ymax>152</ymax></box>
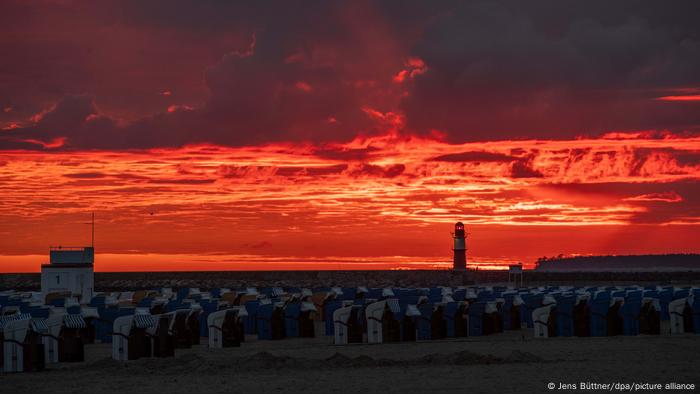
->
<box><xmin>3</xmin><ymin>323</ymin><xmax>699</xmax><ymax>394</ymax></box>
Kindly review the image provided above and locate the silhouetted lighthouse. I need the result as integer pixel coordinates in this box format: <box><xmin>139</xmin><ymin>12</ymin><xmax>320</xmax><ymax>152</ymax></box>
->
<box><xmin>453</xmin><ymin>222</ymin><xmax>467</xmax><ymax>270</ymax></box>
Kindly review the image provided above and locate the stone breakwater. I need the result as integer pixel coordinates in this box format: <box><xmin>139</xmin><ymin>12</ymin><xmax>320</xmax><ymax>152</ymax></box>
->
<box><xmin>2</xmin><ymin>270</ymin><xmax>700</xmax><ymax>291</ymax></box>
<box><xmin>1</xmin><ymin>270</ymin><xmax>470</xmax><ymax>291</ymax></box>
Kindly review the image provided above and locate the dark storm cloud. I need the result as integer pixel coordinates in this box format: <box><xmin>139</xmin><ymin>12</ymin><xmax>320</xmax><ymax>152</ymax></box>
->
<box><xmin>348</xmin><ymin>163</ymin><xmax>406</xmax><ymax>178</ymax></box>
<box><xmin>148</xmin><ymin>178</ymin><xmax>216</xmax><ymax>185</ymax></box>
<box><xmin>312</xmin><ymin>146</ymin><xmax>381</xmax><ymax>161</ymax></box>
<box><xmin>62</xmin><ymin>172</ymin><xmax>108</xmax><ymax>179</ymax></box>
<box><xmin>510</xmin><ymin>160</ymin><xmax>544</xmax><ymax>179</ymax></box>
<box><xmin>402</xmin><ymin>0</ymin><xmax>700</xmax><ymax>140</ymax></box>
<box><xmin>430</xmin><ymin>151</ymin><xmax>515</xmax><ymax>163</ymax></box>
<box><xmin>1</xmin><ymin>0</ymin><xmax>412</xmax><ymax>149</ymax></box>
<box><xmin>429</xmin><ymin>149</ymin><xmax>543</xmax><ymax>179</ymax></box>
<box><xmin>538</xmin><ymin>180</ymin><xmax>700</xmax><ymax>224</ymax></box>
<box><xmin>275</xmin><ymin>164</ymin><xmax>349</xmax><ymax>177</ymax></box>
<box><xmin>1</xmin><ymin>0</ymin><xmax>700</xmax><ymax>150</ymax></box>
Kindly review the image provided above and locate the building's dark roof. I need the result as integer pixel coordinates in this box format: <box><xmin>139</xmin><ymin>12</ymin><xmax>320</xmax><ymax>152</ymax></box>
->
<box><xmin>41</xmin><ymin>263</ymin><xmax>94</xmax><ymax>269</ymax></box>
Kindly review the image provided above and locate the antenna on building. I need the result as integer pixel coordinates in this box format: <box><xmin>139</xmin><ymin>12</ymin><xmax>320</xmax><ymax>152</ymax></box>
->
<box><xmin>82</xmin><ymin>212</ymin><xmax>95</xmax><ymax>248</ymax></box>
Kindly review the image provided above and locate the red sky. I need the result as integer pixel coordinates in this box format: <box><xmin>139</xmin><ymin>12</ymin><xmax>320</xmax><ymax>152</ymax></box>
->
<box><xmin>1</xmin><ymin>1</ymin><xmax>699</xmax><ymax>272</ymax></box>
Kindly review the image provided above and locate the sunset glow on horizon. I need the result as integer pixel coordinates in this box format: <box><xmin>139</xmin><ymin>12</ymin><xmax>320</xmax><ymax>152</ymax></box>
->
<box><xmin>1</xmin><ymin>1</ymin><xmax>699</xmax><ymax>272</ymax></box>
<box><xmin>1</xmin><ymin>130</ymin><xmax>699</xmax><ymax>272</ymax></box>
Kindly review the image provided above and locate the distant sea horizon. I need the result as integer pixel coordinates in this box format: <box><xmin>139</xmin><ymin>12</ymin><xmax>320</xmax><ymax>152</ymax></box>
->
<box><xmin>0</xmin><ymin>253</ymin><xmax>519</xmax><ymax>273</ymax></box>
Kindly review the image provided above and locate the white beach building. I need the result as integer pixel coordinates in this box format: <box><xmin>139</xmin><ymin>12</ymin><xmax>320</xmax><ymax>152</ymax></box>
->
<box><xmin>40</xmin><ymin>246</ymin><xmax>94</xmax><ymax>302</ymax></box>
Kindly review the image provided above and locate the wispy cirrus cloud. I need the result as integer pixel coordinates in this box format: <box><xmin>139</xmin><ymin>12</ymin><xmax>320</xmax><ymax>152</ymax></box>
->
<box><xmin>656</xmin><ymin>95</ymin><xmax>700</xmax><ymax>102</ymax></box>
<box><xmin>0</xmin><ymin>131</ymin><xmax>698</xmax><ymax>269</ymax></box>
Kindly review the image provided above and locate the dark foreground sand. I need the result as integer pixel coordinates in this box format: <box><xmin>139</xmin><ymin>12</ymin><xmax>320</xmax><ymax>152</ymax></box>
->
<box><xmin>2</xmin><ymin>325</ymin><xmax>699</xmax><ymax>394</ymax></box>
